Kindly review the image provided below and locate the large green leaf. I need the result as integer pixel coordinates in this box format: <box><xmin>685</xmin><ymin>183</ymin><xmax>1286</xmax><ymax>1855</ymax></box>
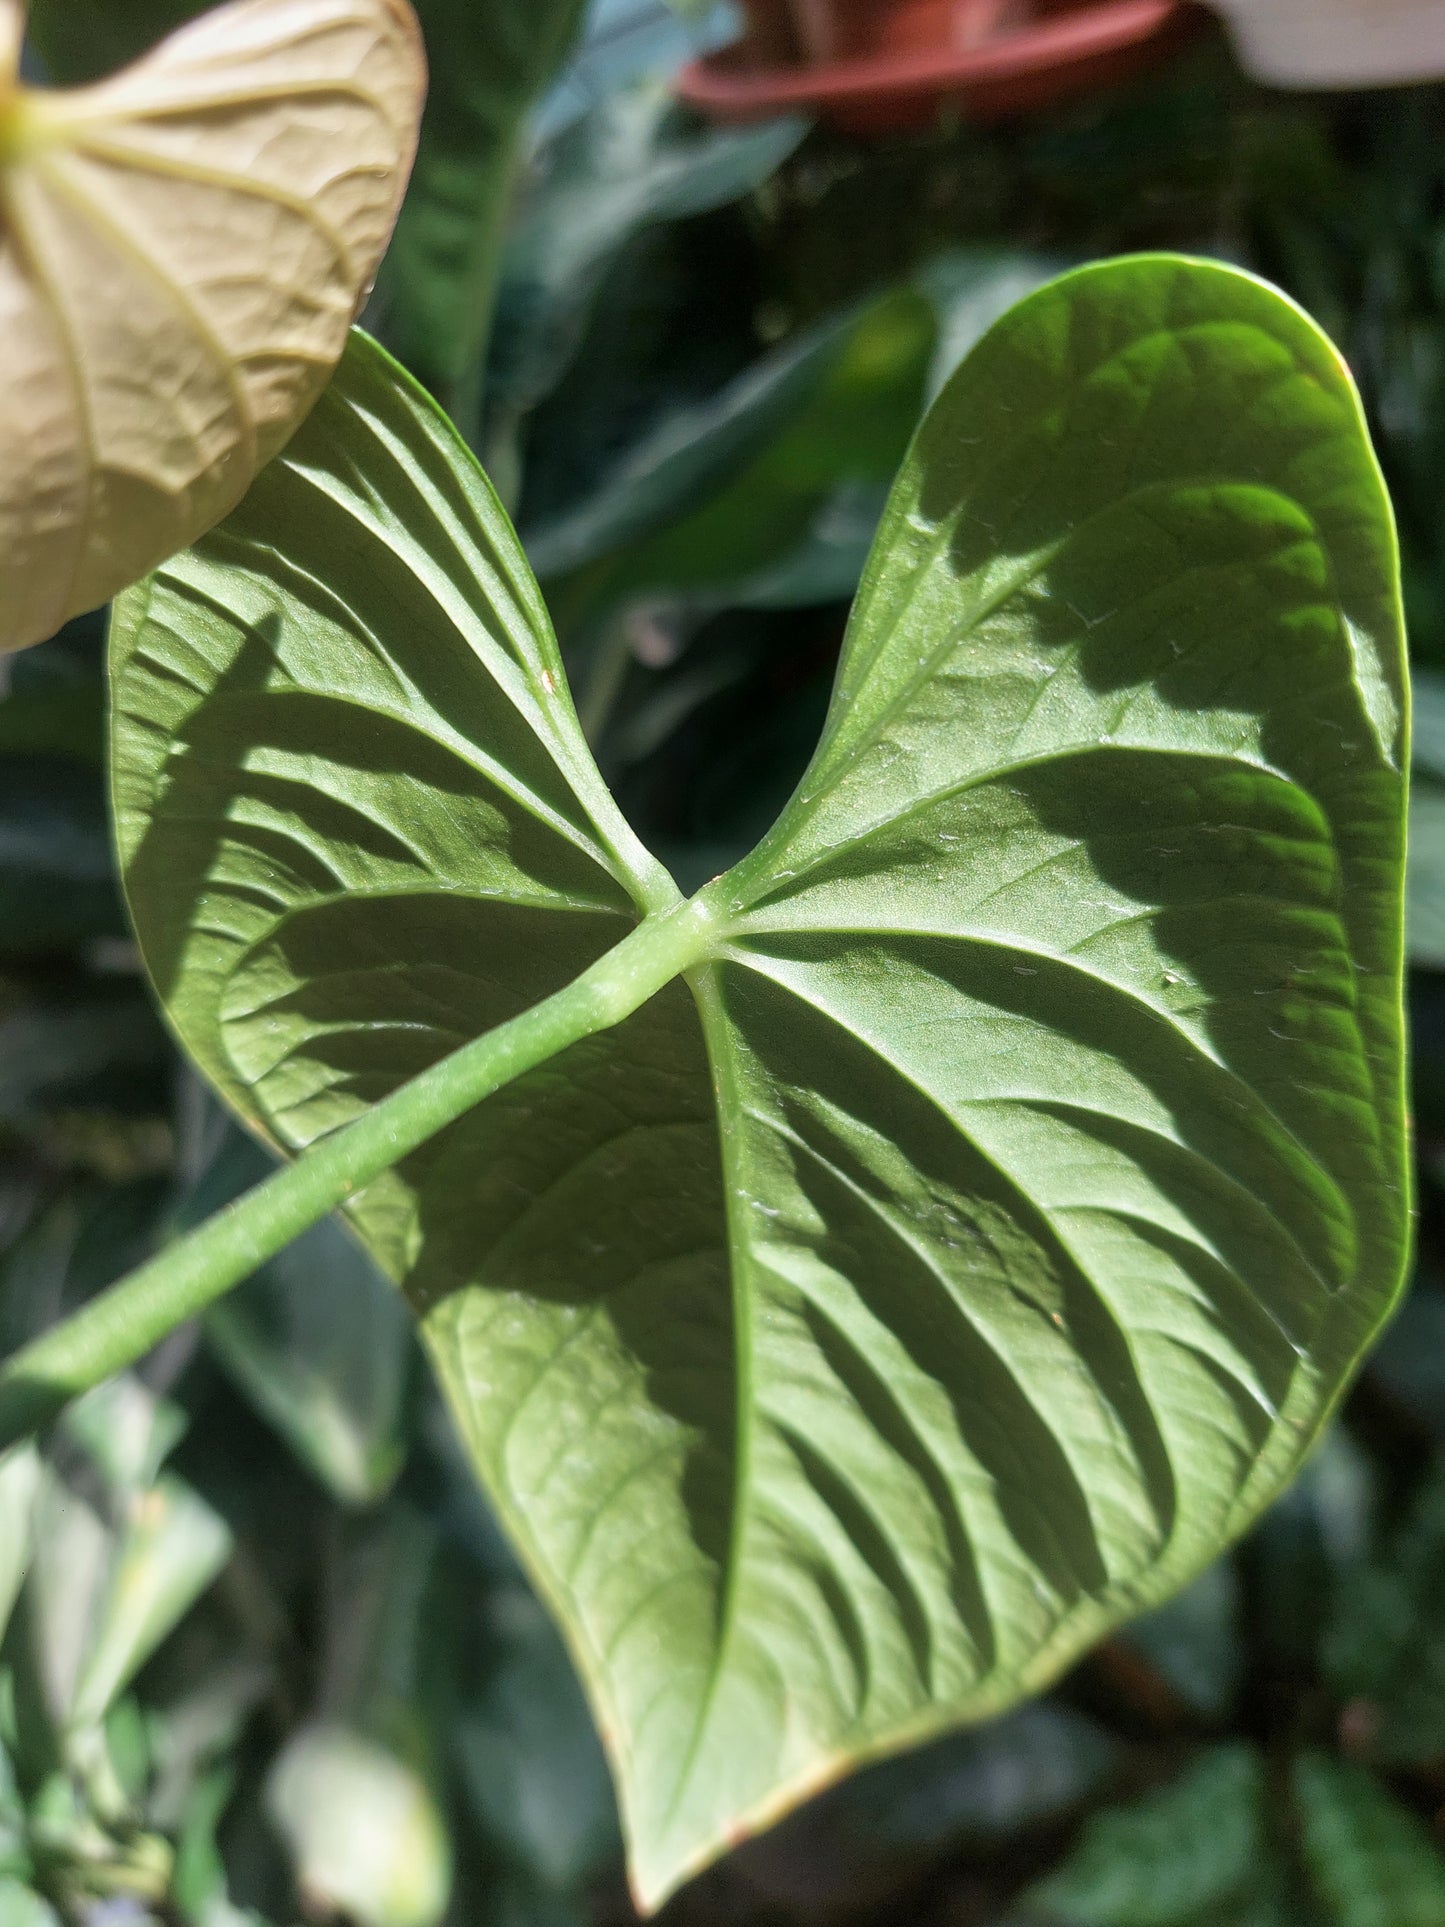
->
<box><xmin>110</xmin><ymin>257</ymin><xmax>1408</xmax><ymax>1908</ymax></box>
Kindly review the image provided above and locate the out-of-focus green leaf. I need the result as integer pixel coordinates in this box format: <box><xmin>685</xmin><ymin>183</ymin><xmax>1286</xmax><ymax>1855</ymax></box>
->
<box><xmin>740</xmin><ymin>1704</ymin><xmax>1116</xmax><ymax>1914</ymax></box>
<box><xmin>24</xmin><ymin>0</ymin><xmax>207</xmax><ymax>82</ymax></box>
<box><xmin>0</xmin><ymin>1450</ymin><xmax>38</xmax><ymax>1651</ymax></box>
<box><xmin>535</xmin><ymin>0</ymin><xmax>739</xmax><ymax>140</ymax></box>
<box><xmin>1365</xmin><ymin>1268</ymin><xmax>1445</xmax><ymax>1441</ymax></box>
<box><xmin>63</xmin><ymin>1376</ymin><xmax>187</xmax><ymax>1495</ymax></box>
<box><xmin>26</xmin><ymin>1766</ymin><xmax>173</xmax><ymax>1903</ymax></box>
<box><xmin>30</xmin><ymin>1472</ymin><xmax>122</xmax><ymax>1731</ymax></box>
<box><xmin>266</xmin><ymin>1724</ymin><xmax>452</xmax><ymax>1927</ymax></box>
<box><xmin>314</xmin><ymin>1506</ymin><xmax>440</xmax><ymax>1738</ymax></box>
<box><xmin>1120</xmin><ymin>1560</ymin><xmax>1242</xmax><ymax>1723</ymax></box>
<box><xmin>67</xmin><ymin>1475</ymin><xmax>231</xmax><ymax>1734</ymax></box>
<box><xmin>0</xmin><ymin>1743</ymin><xmax>32</xmax><ymax>1885</ymax></box>
<box><xmin>103</xmin><ymin>1693</ymin><xmax>153</xmax><ymax>1807</ymax></box>
<box><xmin>538</xmin><ymin>285</ymin><xmax>935</xmax><ymax>661</ymax></box>
<box><xmin>457</xmin><ymin>1594</ymin><xmax>618</xmax><ymax>1892</ymax></box>
<box><xmin>1013</xmin><ymin>1747</ymin><xmax>1279</xmax><ymax>1925</ymax></box>
<box><xmin>0</xmin><ymin>1879</ymin><xmax>60</xmax><ymax>1927</ymax></box>
<box><xmin>1323</xmin><ymin>1459</ymin><xmax>1445</xmax><ymax>1764</ymax></box>
<box><xmin>490</xmin><ymin>90</ymin><xmax>803</xmax><ymax>420</ymax></box>
<box><xmin>1295</xmin><ymin>1754</ymin><xmax>1445</xmax><ymax>1926</ymax></box>
<box><xmin>28</xmin><ymin>1381</ymin><xmax>231</xmax><ymax>1749</ymax></box>
<box><xmin>144</xmin><ymin>1656</ymin><xmax>273</xmax><ymax>1836</ymax></box>
<box><xmin>0</xmin><ymin>760</ymin><xmax>119</xmax><ymax>958</ymax></box>
<box><xmin>182</xmin><ymin>1118</ymin><xmax>413</xmax><ymax>1505</ymax></box>
<box><xmin>0</xmin><ymin>989</ymin><xmax>167</xmax><ymax>1130</ymax></box>
<box><xmin>1408</xmin><ymin>783</ymin><xmax>1445</xmax><ymax>967</ymax></box>
<box><xmin>527</xmin><ymin>300</ymin><xmax>892</xmax><ymax>585</ymax></box>
<box><xmin>374</xmin><ymin>0</ymin><xmax>589</xmax><ymax>422</ymax></box>
<box><xmin>1244</xmin><ymin>1430</ymin><xmax>1377</xmax><ymax>1684</ymax></box>
<box><xmin>1409</xmin><ymin>668</ymin><xmax>1445</xmax><ymax>782</ymax></box>
<box><xmin>171</xmin><ymin>1763</ymin><xmax>240</xmax><ymax>1924</ymax></box>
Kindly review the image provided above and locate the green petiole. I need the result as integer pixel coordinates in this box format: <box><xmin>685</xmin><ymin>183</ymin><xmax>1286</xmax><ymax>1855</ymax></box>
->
<box><xmin>0</xmin><ymin>898</ymin><xmax>715</xmax><ymax>1453</ymax></box>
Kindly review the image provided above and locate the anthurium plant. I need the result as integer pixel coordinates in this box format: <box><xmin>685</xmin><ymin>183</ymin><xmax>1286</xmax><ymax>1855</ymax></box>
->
<box><xmin>0</xmin><ymin>0</ymin><xmax>1413</xmax><ymax>1912</ymax></box>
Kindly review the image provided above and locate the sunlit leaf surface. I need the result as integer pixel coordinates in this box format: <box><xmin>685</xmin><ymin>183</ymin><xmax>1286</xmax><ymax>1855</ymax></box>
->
<box><xmin>0</xmin><ymin>0</ymin><xmax>424</xmax><ymax>653</ymax></box>
<box><xmin>112</xmin><ymin>259</ymin><xmax>1409</xmax><ymax>1908</ymax></box>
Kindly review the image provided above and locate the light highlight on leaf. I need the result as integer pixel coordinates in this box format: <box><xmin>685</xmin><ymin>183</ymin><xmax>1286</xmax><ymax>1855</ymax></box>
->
<box><xmin>0</xmin><ymin>0</ymin><xmax>424</xmax><ymax>653</ymax></box>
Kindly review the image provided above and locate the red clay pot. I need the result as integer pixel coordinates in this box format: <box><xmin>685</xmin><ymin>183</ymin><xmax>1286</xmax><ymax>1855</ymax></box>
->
<box><xmin>677</xmin><ymin>0</ymin><xmax>1202</xmax><ymax>135</ymax></box>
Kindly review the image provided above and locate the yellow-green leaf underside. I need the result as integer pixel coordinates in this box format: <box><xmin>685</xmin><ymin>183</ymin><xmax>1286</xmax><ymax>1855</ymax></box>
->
<box><xmin>110</xmin><ymin>257</ymin><xmax>1409</xmax><ymax>1911</ymax></box>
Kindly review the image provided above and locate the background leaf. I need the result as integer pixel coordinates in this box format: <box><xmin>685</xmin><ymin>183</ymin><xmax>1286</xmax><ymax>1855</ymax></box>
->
<box><xmin>25</xmin><ymin>0</ymin><xmax>208</xmax><ymax>82</ymax></box>
<box><xmin>1295</xmin><ymin>1754</ymin><xmax>1445</xmax><ymax>1927</ymax></box>
<box><xmin>487</xmin><ymin>89</ymin><xmax>804</xmax><ymax>432</ymax></box>
<box><xmin>370</xmin><ymin>0</ymin><xmax>589</xmax><ymax>427</ymax></box>
<box><xmin>1012</xmin><ymin>1747</ymin><xmax>1279</xmax><ymax>1925</ymax></box>
<box><xmin>266</xmin><ymin>1724</ymin><xmax>451</xmax><ymax>1927</ymax></box>
<box><xmin>1321</xmin><ymin>1457</ymin><xmax>1445</xmax><ymax>1766</ymax></box>
<box><xmin>177</xmin><ymin>1106</ymin><xmax>415</xmax><ymax>1505</ymax></box>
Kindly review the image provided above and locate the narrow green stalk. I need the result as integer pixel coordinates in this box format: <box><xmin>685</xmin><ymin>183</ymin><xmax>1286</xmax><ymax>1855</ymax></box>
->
<box><xmin>0</xmin><ymin>899</ymin><xmax>714</xmax><ymax>1453</ymax></box>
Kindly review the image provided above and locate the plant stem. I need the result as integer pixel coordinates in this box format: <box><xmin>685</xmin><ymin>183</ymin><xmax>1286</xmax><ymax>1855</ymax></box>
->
<box><xmin>0</xmin><ymin>898</ymin><xmax>714</xmax><ymax>1453</ymax></box>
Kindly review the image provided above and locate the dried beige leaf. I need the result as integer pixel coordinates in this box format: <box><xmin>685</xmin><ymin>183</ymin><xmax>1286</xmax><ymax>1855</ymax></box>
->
<box><xmin>0</xmin><ymin>0</ymin><xmax>425</xmax><ymax>653</ymax></box>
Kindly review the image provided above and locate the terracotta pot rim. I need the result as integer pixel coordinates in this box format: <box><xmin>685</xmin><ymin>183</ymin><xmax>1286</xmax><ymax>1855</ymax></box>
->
<box><xmin>678</xmin><ymin>0</ymin><xmax>1188</xmax><ymax>115</ymax></box>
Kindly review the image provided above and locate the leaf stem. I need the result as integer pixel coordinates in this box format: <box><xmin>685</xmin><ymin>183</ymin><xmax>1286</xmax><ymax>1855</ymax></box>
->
<box><xmin>0</xmin><ymin>898</ymin><xmax>714</xmax><ymax>1452</ymax></box>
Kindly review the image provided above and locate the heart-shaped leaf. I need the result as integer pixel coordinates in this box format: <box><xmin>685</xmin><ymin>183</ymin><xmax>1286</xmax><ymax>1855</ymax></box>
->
<box><xmin>110</xmin><ymin>257</ymin><xmax>1408</xmax><ymax>1909</ymax></box>
<box><xmin>0</xmin><ymin>0</ymin><xmax>424</xmax><ymax>653</ymax></box>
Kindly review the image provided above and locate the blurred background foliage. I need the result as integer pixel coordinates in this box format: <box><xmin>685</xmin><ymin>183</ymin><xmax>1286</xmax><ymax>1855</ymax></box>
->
<box><xmin>4</xmin><ymin>0</ymin><xmax>1445</xmax><ymax>1920</ymax></box>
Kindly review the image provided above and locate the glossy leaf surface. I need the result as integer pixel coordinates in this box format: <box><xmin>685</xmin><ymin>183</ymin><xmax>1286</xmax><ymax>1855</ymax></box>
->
<box><xmin>0</xmin><ymin>0</ymin><xmax>424</xmax><ymax>653</ymax></box>
<box><xmin>112</xmin><ymin>259</ymin><xmax>1408</xmax><ymax>1908</ymax></box>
